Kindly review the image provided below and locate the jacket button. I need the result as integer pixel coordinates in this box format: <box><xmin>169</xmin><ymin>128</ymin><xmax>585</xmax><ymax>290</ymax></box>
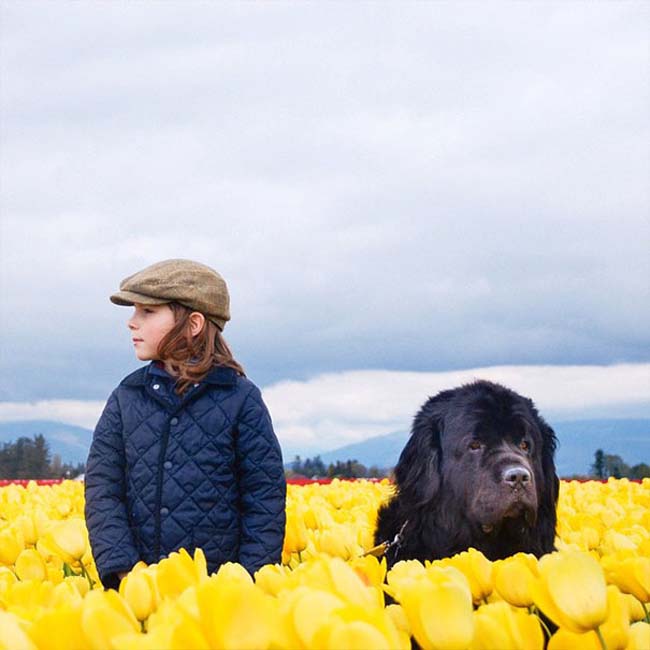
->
<box><xmin>163</xmin><ymin>461</ymin><xmax>172</xmax><ymax>470</ymax></box>
<box><xmin>160</xmin><ymin>507</ymin><xmax>169</xmax><ymax>516</ymax></box>
<box><xmin>153</xmin><ymin>384</ymin><xmax>160</xmax><ymax>390</ymax></box>
<box><xmin>170</xmin><ymin>417</ymin><xmax>179</xmax><ymax>425</ymax></box>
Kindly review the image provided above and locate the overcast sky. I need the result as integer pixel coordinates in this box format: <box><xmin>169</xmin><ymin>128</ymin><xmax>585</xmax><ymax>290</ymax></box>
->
<box><xmin>1</xmin><ymin>3</ymin><xmax>648</xmax><ymax>450</ymax></box>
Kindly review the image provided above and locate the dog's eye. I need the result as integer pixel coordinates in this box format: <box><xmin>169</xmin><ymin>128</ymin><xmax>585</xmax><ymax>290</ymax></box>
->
<box><xmin>468</xmin><ymin>440</ymin><xmax>482</xmax><ymax>451</ymax></box>
<box><xmin>519</xmin><ymin>440</ymin><xmax>530</xmax><ymax>452</ymax></box>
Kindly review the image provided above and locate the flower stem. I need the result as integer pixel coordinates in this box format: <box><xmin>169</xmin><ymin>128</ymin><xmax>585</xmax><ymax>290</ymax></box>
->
<box><xmin>596</xmin><ymin>626</ymin><xmax>608</xmax><ymax>650</ymax></box>
<box><xmin>531</xmin><ymin>606</ymin><xmax>552</xmax><ymax>640</ymax></box>
<box><xmin>642</xmin><ymin>600</ymin><xmax>650</xmax><ymax>624</ymax></box>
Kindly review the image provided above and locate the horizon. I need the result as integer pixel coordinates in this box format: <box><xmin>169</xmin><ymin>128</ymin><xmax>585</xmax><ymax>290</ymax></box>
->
<box><xmin>1</xmin><ymin>362</ymin><xmax>649</xmax><ymax>461</ymax></box>
<box><xmin>2</xmin><ymin>411</ymin><xmax>649</xmax><ymax>479</ymax></box>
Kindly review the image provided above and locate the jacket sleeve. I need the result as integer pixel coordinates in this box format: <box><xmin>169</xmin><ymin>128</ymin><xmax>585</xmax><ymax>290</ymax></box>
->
<box><xmin>84</xmin><ymin>389</ymin><xmax>140</xmax><ymax>589</ymax></box>
<box><xmin>235</xmin><ymin>385</ymin><xmax>287</xmax><ymax>574</ymax></box>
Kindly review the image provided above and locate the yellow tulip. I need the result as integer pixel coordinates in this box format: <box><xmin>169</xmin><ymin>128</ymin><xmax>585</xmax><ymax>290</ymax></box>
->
<box><xmin>284</xmin><ymin>509</ymin><xmax>309</xmax><ymax>556</ymax></box>
<box><xmin>1</xmin><ymin>477</ymin><xmax>650</xmax><ymax>650</ymax></box>
<box><xmin>214</xmin><ymin>561</ymin><xmax>253</xmax><ymax>585</ymax></box>
<box><xmin>548</xmin><ymin>629</ymin><xmax>602</xmax><ymax>650</ymax></box>
<box><xmin>6</xmin><ymin>579</ymin><xmax>55</xmax><ymax>618</ymax></box>
<box><xmin>283</xmin><ymin>587</ymin><xmax>346</xmax><ymax>647</ymax></box>
<box><xmin>624</xmin><ymin>593</ymin><xmax>647</xmax><ymax>622</ymax></box>
<box><xmin>0</xmin><ymin>566</ymin><xmax>18</xmax><ymax>592</ymax></box>
<box><xmin>437</xmin><ymin>548</ymin><xmax>494</xmax><ymax>605</ymax></box>
<box><xmin>80</xmin><ymin>589</ymin><xmax>140</xmax><ymax>650</ymax></box>
<box><xmin>28</xmin><ymin>604</ymin><xmax>87</xmax><ymax>650</ymax></box>
<box><xmin>317</xmin><ymin>525</ymin><xmax>358</xmax><ymax>560</ymax></box>
<box><xmin>385</xmin><ymin>603</ymin><xmax>410</xmax><ymax>634</ymax></box>
<box><xmin>530</xmin><ymin>551</ymin><xmax>608</xmax><ymax>634</ymax></box>
<box><xmin>302</xmin><ymin>504</ymin><xmax>319</xmax><ymax>530</ymax></box>
<box><xmin>14</xmin><ymin>514</ymin><xmax>38</xmax><ymax>546</ymax></box>
<box><xmin>0</xmin><ymin>610</ymin><xmax>36</xmax><ymax>650</ymax></box>
<box><xmin>155</xmin><ymin>548</ymin><xmax>207</xmax><ymax>599</ymax></box>
<box><xmin>549</xmin><ymin>585</ymin><xmax>633</xmax><ymax>650</ymax></box>
<box><xmin>14</xmin><ymin>549</ymin><xmax>46</xmax><ymax>582</ymax></box>
<box><xmin>44</xmin><ymin>519</ymin><xmax>88</xmax><ymax>564</ymax></box>
<box><xmin>626</xmin><ymin>622</ymin><xmax>650</xmax><ymax>650</ymax></box>
<box><xmin>195</xmin><ymin>576</ymin><xmax>276</xmax><ymax>650</ymax></box>
<box><xmin>145</xmin><ymin>599</ymin><xmax>195</xmax><ymax>642</ymax></box>
<box><xmin>470</xmin><ymin>601</ymin><xmax>544</xmax><ymax>650</ymax></box>
<box><xmin>603</xmin><ymin>556</ymin><xmax>650</xmax><ymax>603</ymax></box>
<box><xmin>309</xmin><ymin>601</ymin><xmax>410</xmax><ymax>650</ymax></box>
<box><xmin>322</xmin><ymin>603</ymin><xmax>411</xmax><ymax>650</ymax></box>
<box><xmin>349</xmin><ymin>554</ymin><xmax>387</xmax><ymax>589</ymax></box>
<box><xmin>317</xmin><ymin>556</ymin><xmax>383</xmax><ymax>609</ymax></box>
<box><xmin>315</xmin><ymin>619</ymin><xmax>394</xmax><ymax>650</ymax></box>
<box><xmin>0</xmin><ymin>525</ymin><xmax>24</xmax><ymax>565</ymax></box>
<box><xmin>385</xmin><ymin>559</ymin><xmax>427</xmax><ymax>601</ymax></box>
<box><xmin>120</xmin><ymin>567</ymin><xmax>158</xmax><ymax>621</ymax></box>
<box><xmin>602</xmin><ymin>530</ymin><xmax>639</xmax><ymax>555</ymax></box>
<box><xmin>51</xmin><ymin>579</ymin><xmax>85</xmax><ymax>608</ymax></box>
<box><xmin>168</xmin><ymin>616</ymin><xmax>211</xmax><ymax>650</ymax></box>
<box><xmin>598</xmin><ymin>585</ymin><xmax>630</xmax><ymax>650</ymax></box>
<box><xmin>255</xmin><ymin>563</ymin><xmax>292</xmax><ymax>596</ymax></box>
<box><xmin>398</xmin><ymin>567</ymin><xmax>474</xmax><ymax>650</ymax></box>
<box><xmin>493</xmin><ymin>553</ymin><xmax>538</xmax><ymax>608</ymax></box>
<box><xmin>115</xmin><ymin>625</ymin><xmax>174</xmax><ymax>650</ymax></box>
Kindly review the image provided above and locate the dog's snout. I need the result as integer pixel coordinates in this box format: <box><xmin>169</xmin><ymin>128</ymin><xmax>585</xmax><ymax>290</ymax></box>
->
<box><xmin>503</xmin><ymin>465</ymin><xmax>531</xmax><ymax>486</ymax></box>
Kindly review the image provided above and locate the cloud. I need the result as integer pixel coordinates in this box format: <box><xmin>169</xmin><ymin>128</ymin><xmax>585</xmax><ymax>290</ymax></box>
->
<box><xmin>0</xmin><ymin>400</ymin><xmax>105</xmax><ymax>430</ymax></box>
<box><xmin>263</xmin><ymin>363</ymin><xmax>650</xmax><ymax>452</ymax></box>
<box><xmin>0</xmin><ymin>4</ymin><xmax>648</xmax><ymax>400</ymax></box>
<box><xmin>1</xmin><ymin>364</ymin><xmax>647</xmax><ymax>455</ymax></box>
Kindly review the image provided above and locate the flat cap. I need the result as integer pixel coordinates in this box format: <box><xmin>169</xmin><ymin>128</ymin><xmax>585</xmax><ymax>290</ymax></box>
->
<box><xmin>110</xmin><ymin>259</ymin><xmax>230</xmax><ymax>330</ymax></box>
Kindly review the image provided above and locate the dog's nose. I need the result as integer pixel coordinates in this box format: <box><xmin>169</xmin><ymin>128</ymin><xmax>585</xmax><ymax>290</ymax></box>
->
<box><xmin>503</xmin><ymin>466</ymin><xmax>531</xmax><ymax>486</ymax></box>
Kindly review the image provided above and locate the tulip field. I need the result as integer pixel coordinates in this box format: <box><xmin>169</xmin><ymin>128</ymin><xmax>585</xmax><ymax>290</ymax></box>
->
<box><xmin>0</xmin><ymin>479</ymin><xmax>649</xmax><ymax>650</ymax></box>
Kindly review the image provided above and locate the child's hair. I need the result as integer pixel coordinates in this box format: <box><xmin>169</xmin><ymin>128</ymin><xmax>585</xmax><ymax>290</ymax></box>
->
<box><xmin>157</xmin><ymin>303</ymin><xmax>245</xmax><ymax>393</ymax></box>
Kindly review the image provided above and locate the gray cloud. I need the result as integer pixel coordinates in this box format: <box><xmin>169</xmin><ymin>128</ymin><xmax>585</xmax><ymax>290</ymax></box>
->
<box><xmin>1</xmin><ymin>3</ymin><xmax>648</xmax><ymax>400</ymax></box>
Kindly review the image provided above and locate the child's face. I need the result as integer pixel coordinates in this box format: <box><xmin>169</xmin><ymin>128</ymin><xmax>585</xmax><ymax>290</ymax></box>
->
<box><xmin>127</xmin><ymin>303</ymin><xmax>176</xmax><ymax>361</ymax></box>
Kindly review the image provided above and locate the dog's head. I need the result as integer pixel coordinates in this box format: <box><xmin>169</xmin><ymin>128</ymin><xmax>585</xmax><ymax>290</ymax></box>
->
<box><xmin>395</xmin><ymin>380</ymin><xmax>558</xmax><ymax>557</ymax></box>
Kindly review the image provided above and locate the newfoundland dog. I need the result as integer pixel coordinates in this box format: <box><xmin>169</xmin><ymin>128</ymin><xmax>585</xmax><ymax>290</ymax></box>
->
<box><xmin>374</xmin><ymin>380</ymin><xmax>559</xmax><ymax>565</ymax></box>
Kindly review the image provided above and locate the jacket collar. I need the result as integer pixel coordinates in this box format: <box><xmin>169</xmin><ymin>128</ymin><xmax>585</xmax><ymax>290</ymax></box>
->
<box><xmin>120</xmin><ymin>362</ymin><xmax>238</xmax><ymax>387</ymax></box>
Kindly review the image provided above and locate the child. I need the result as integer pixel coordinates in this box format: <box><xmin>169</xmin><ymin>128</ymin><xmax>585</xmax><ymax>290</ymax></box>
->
<box><xmin>85</xmin><ymin>259</ymin><xmax>286</xmax><ymax>589</ymax></box>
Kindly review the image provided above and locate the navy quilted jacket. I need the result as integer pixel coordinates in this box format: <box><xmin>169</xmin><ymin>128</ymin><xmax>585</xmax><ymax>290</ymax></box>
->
<box><xmin>84</xmin><ymin>362</ymin><xmax>286</xmax><ymax>589</ymax></box>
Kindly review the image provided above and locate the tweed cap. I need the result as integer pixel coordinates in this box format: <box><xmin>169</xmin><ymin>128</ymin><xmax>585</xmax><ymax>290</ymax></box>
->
<box><xmin>110</xmin><ymin>259</ymin><xmax>231</xmax><ymax>330</ymax></box>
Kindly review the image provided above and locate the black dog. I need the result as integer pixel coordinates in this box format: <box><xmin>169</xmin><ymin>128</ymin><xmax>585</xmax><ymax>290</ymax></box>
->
<box><xmin>374</xmin><ymin>380</ymin><xmax>559</xmax><ymax>566</ymax></box>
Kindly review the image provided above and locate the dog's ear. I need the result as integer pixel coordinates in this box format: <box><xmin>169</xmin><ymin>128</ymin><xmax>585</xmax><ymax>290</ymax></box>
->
<box><xmin>394</xmin><ymin>394</ymin><xmax>449</xmax><ymax>507</ymax></box>
<box><xmin>534</xmin><ymin>416</ymin><xmax>559</xmax><ymax>553</ymax></box>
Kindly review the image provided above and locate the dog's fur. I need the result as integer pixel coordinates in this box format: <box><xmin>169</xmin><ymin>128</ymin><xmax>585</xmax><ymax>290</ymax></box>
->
<box><xmin>374</xmin><ymin>380</ymin><xmax>559</xmax><ymax>566</ymax></box>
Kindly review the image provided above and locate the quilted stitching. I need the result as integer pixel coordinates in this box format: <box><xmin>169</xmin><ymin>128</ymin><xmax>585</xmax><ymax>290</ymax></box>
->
<box><xmin>85</xmin><ymin>364</ymin><xmax>286</xmax><ymax>587</ymax></box>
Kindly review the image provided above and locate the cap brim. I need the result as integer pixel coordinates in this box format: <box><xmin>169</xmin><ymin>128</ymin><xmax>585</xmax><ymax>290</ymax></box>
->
<box><xmin>110</xmin><ymin>291</ymin><xmax>171</xmax><ymax>307</ymax></box>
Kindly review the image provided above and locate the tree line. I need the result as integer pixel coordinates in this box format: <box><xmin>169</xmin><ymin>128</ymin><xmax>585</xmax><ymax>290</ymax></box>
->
<box><xmin>289</xmin><ymin>450</ymin><xmax>650</xmax><ymax>481</ymax></box>
<box><xmin>287</xmin><ymin>455</ymin><xmax>389</xmax><ymax>479</ymax></box>
<box><xmin>2</xmin><ymin>437</ymin><xmax>647</xmax><ymax>481</ymax></box>
<box><xmin>590</xmin><ymin>449</ymin><xmax>649</xmax><ymax>480</ymax></box>
<box><xmin>0</xmin><ymin>435</ymin><xmax>85</xmax><ymax>480</ymax></box>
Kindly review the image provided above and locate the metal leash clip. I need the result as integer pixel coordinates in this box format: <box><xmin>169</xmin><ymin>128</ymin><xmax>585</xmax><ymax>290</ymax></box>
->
<box><xmin>362</xmin><ymin>519</ymin><xmax>409</xmax><ymax>559</ymax></box>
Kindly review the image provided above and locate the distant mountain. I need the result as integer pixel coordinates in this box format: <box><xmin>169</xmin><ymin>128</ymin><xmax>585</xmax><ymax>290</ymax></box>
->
<box><xmin>2</xmin><ymin>418</ymin><xmax>649</xmax><ymax>477</ymax></box>
<box><xmin>0</xmin><ymin>420</ymin><xmax>93</xmax><ymax>465</ymax></box>
<box><xmin>317</xmin><ymin>430</ymin><xmax>407</xmax><ymax>470</ymax></box>
<box><xmin>316</xmin><ymin>419</ymin><xmax>650</xmax><ymax>478</ymax></box>
<box><xmin>551</xmin><ymin>419</ymin><xmax>650</xmax><ymax>477</ymax></box>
